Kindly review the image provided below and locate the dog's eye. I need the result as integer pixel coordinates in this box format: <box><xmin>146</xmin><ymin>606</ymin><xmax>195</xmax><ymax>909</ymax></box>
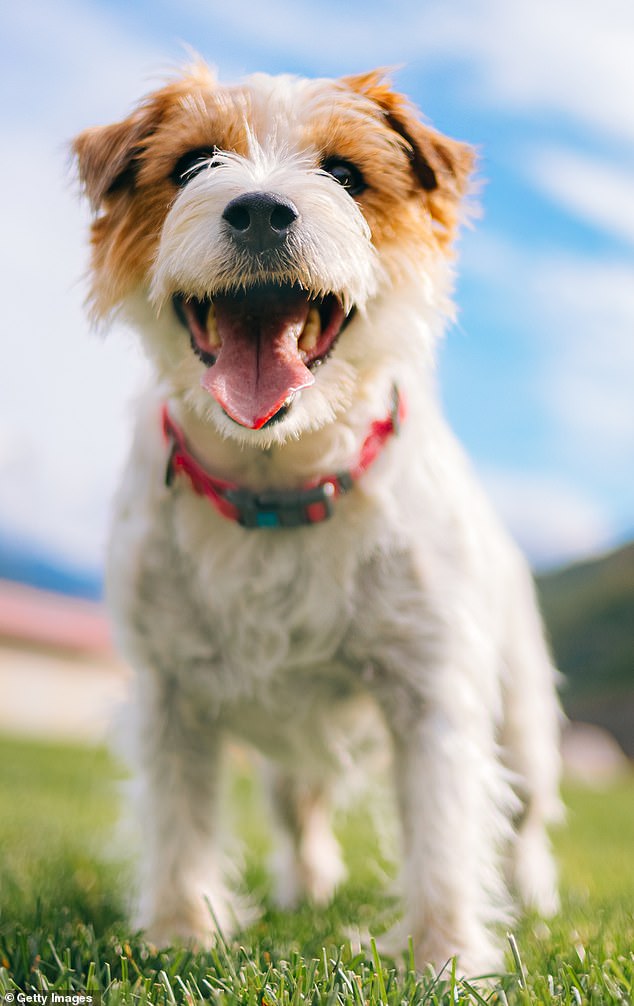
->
<box><xmin>171</xmin><ymin>148</ymin><xmax>219</xmax><ymax>187</ymax></box>
<box><xmin>322</xmin><ymin>158</ymin><xmax>366</xmax><ymax>196</ymax></box>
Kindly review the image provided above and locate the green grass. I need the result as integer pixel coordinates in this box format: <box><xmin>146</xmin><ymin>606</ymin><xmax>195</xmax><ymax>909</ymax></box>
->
<box><xmin>0</xmin><ymin>734</ymin><xmax>633</xmax><ymax>1004</ymax></box>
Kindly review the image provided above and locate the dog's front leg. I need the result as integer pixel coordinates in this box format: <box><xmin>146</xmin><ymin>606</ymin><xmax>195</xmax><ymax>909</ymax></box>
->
<box><xmin>132</xmin><ymin>670</ymin><xmax>234</xmax><ymax>947</ymax></box>
<box><xmin>263</xmin><ymin>764</ymin><xmax>346</xmax><ymax>909</ymax></box>
<box><xmin>349</xmin><ymin>553</ymin><xmax>514</xmax><ymax>974</ymax></box>
<box><xmin>386</xmin><ymin>701</ymin><xmax>511</xmax><ymax>976</ymax></box>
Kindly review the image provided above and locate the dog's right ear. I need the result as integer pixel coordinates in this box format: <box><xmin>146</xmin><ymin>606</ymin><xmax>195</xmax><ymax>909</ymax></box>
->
<box><xmin>72</xmin><ymin>102</ymin><xmax>162</xmax><ymax>211</ymax></box>
<box><xmin>73</xmin><ymin>63</ymin><xmax>218</xmax><ymax>211</ymax></box>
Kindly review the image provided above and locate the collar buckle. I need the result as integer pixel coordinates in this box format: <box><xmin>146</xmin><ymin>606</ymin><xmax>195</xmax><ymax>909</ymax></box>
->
<box><xmin>390</xmin><ymin>383</ymin><xmax>402</xmax><ymax>435</ymax></box>
<box><xmin>225</xmin><ymin>480</ymin><xmax>337</xmax><ymax>528</ymax></box>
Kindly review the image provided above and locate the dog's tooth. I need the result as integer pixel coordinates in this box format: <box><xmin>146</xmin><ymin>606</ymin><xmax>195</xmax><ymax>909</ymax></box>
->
<box><xmin>299</xmin><ymin>307</ymin><xmax>321</xmax><ymax>353</ymax></box>
<box><xmin>206</xmin><ymin>302</ymin><xmax>221</xmax><ymax>349</ymax></box>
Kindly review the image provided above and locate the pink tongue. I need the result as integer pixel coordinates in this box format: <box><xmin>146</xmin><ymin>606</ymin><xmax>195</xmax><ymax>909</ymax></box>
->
<box><xmin>202</xmin><ymin>291</ymin><xmax>314</xmax><ymax>430</ymax></box>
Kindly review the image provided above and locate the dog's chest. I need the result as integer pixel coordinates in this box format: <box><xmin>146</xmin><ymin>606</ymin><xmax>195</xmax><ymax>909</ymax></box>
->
<box><xmin>165</xmin><ymin>492</ymin><xmax>364</xmax><ymax>700</ymax></box>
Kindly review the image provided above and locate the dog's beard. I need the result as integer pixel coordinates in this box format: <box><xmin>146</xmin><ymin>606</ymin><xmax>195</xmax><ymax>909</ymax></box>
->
<box><xmin>172</xmin><ymin>282</ymin><xmax>352</xmax><ymax>430</ymax></box>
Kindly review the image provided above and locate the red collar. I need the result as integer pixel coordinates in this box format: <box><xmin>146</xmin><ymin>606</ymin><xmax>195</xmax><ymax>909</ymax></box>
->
<box><xmin>162</xmin><ymin>387</ymin><xmax>405</xmax><ymax>529</ymax></box>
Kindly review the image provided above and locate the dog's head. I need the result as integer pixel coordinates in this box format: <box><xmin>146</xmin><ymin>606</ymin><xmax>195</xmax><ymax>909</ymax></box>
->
<box><xmin>73</xmin><ymin>63</ymin><xmax>473</xmax><ymax>442</ymax></box>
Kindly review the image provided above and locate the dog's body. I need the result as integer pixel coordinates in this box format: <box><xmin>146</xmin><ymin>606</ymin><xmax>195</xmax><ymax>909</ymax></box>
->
<box><xmin>74</xmin><ymin>63</ymin><xmax>561</xmax><ymax>974</ymax></box>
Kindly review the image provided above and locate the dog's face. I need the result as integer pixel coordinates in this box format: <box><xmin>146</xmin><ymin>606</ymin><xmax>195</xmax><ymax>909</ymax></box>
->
<box><xmin>74</xmin><ymin>63</ymin><xmax>473</xmax><ymax>443</ymax></box>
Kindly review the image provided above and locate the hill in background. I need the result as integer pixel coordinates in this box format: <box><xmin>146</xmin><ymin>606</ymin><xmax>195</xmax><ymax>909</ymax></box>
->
<box><xmin>538</xmin><ymin>541</ymin><xmax>634</xmax><ymax>757</ymax></box>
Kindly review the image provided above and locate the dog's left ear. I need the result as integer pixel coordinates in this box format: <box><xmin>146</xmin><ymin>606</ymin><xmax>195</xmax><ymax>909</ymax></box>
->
<box><xmin>344</xmin><ymin>70</ymin><xmax>475</xmax><ymax>241</ymax></box>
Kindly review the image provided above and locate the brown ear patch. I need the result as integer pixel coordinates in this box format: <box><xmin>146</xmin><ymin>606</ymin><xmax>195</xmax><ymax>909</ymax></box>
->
<box><xmin>72</xmin><ymin>102</ymin><xmax>164</xmax><ymax>210</ymax></box>
<box><xmin>72</xmin><ymin>62</ymin><xmax>218</xmax><ymax>211</ymax></box>
<box><xmin>343</xmin><ymin>70</ymin><xmax>475</xmax><ymax>243</ymax></box>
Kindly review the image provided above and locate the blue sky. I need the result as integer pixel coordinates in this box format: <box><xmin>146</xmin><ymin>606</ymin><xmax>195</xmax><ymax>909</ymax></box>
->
<box><xmin>1</xmin><ymin>0</ymin><xmax>633</xmax><ymax>573</ymax></box>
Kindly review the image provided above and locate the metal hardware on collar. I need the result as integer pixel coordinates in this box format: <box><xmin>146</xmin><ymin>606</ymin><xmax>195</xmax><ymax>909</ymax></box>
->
<box><xmin>164</xmin><ymin>442</ymin><xmax>178</xmax><ymax>488</ymax></box>
<box><xmin>225</xmin><ymin>480</ymin><xmax>337</xmax><ymax>529</ymax></box>
<box><xmin>162</xmin><ymin>385</ymin><xmax>404</xmax><ymax>529</ymax></box>
<box><xmin>389</xmin><ymin>383</ymin><xmax>401</xmax><ymax>435</ymax></box>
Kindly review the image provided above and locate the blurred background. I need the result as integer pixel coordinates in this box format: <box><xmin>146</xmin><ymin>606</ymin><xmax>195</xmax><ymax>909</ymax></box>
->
<box><xmin>0</xmin><ymin>0</ymin><xmax>632</xmax><ymax>776</ymax></box>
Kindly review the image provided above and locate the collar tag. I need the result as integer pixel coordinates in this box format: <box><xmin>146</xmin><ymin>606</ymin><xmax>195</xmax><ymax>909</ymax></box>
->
<box><xmin>225</xmin><ymin>480</ymin><xmax>336</xmax><ymax>528</ymax></box>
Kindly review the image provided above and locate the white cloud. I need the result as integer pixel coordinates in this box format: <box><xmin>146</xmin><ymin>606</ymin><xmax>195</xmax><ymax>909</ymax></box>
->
<box><xmin>8</xmin><ymin>0</ymin><xmax>631</xmax><ymax>149</ymax></box>
<box><xmin>451</xmin><ymin>0</ymin><xmax>634</xmax><ymax>146</ymax></box>
<box><xmin>462</xmin><ymin>233</ymin><xmax>634</xmax><ymax>468</ymax></box>
<box><xmin>529</xmin><ymin>148</ymin><xmax>634</xmax><ymax>246</ymax></box>
<box><xmin>0</xmin><ymin>0</ymin><xmax>189</xmax><ymax>566</ymax></box>
<box><xmin>180</xmin><ymin>0</ymin><xmax>634</xmax><ymax>146</ymax></box>
<box><xmin>483</xmin><ymin>470</ymin><xmax>613</xmax><ymax>570</ymax></box>
<box><xmin>460</xmin><ymin>231</ymin><xmax>634</xmax><ymax>567</ymax></box>
<box><xmin>2</xmin><ymin>0</ymin><xmax>170</xmax><ymax>132</ymax></box>
<box><xmin>175</xmin><ymin>0</ymin><xmax>424</xmax><ymax>72</ymax></box>
<box><xmin>532</xmin><ymin>257</ymin><xmax>634</xmax><ymax>464</ymax></box>
<box><xmin>0</xmin><ymin>19</ymin><xmax>153</xmax><ymax>565</ymax></box>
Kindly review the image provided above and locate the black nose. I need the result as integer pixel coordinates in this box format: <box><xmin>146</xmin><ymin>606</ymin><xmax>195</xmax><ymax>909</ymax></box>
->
<box><xmin>221</xmin><ymin>191</ymin><xmax>299</xmax><ymax>251</ymax></box>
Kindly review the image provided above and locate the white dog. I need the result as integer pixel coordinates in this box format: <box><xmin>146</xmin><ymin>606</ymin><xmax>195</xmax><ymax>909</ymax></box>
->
<box><xmin>73</xmin><ymin>62</ymin><xmax>561</xmax><ymax>974</ymax></box>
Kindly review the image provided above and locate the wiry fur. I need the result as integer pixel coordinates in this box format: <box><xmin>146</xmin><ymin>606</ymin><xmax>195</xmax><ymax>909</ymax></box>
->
<box><xmin>73</xmin><ymin>63</ymin><xmax>562</xmax><ymax>975</ymax></box>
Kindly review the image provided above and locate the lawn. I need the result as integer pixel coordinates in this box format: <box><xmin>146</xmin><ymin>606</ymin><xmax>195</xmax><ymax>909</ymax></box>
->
<box><xmin>0</xmin><ymin>733</ymin><xmax>633</xmax><ymax>1004</ymax></box>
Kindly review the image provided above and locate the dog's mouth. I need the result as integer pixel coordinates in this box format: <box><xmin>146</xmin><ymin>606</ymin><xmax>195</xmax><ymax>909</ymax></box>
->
<box><xmin>173</xmin><ymin>283</ymin><xmax>350</xmax><ymax>430</ymax></box>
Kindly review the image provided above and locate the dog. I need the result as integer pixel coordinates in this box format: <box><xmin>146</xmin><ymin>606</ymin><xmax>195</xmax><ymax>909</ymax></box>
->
<box><xmin>73</xmin><ymin>61</ymin><xmax>562</xmax><ymax>975</ymax></box>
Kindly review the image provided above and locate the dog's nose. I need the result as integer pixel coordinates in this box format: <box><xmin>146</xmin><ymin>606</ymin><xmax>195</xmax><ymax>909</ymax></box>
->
<box><xmin>222</xmin><ymin>191</ymin><xmax>299</xmax><ymax>251</ymax></box>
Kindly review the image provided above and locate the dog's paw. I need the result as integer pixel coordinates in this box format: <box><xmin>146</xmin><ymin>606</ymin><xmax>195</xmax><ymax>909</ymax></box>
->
<box><xmin>513</xmin><ymin>822</ymin><xmax>560</xmax><ymax>917</ymax></box>
<box><xmin>271</xmin><ymin>829</ymin><xmax>347</xmax><ymax>909</ymax></box>
<box><xmin>375</xmin><ymin>920</ymin><xmax>503</xmax><ymax>979</ymax></box>
<box><xmin>303</xmin><ymin>862</ymin><xmax>347</xmax><ymax>906</ymax></box>
<box><xmin>138</xmin><ymin>889</ymin><xmax>258</xmax><ymax>949</ymax></box>
<box><xmin>302</xmin><ymin>841</ymin><xmax>347</xmax><ymax>906</ymax></box>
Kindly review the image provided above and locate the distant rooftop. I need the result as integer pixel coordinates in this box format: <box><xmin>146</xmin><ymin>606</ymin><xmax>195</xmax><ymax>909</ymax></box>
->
<box><xmin>0</xmin><ymin>579</ymin><xmax>111</xmax><ymax>655</ymax></box>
